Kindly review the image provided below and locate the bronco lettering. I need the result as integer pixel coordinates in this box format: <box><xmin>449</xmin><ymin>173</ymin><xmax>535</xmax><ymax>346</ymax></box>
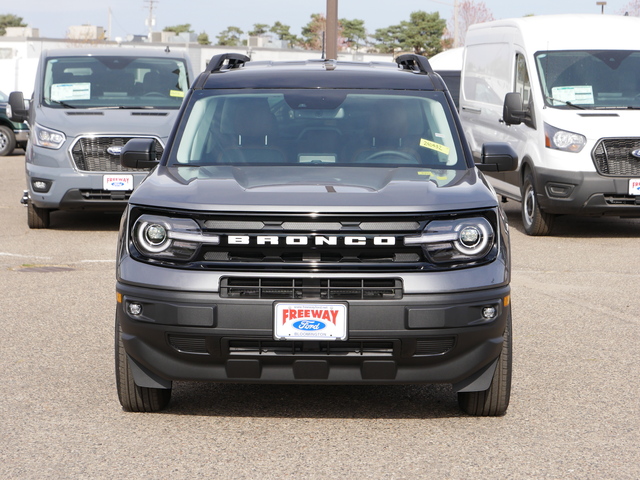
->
<box><xmin>225</xmin><ymin>235</ymin><xmax>396</xmax><ymax>246</ymax></box>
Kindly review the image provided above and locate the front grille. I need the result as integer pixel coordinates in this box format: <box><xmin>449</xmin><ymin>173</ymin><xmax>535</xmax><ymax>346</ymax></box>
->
<box><xmin>78</xmin><ymin>189</ymin><xmax>132</xmax><ymax>200</ymax></box>
<box><xmin>220</xmin><ymin>277</ymin><xmax>403</xmax><ymax>299</ymax></box>
<box><xmin>71</xmin><ymin>136</ymin><xmax>163</xmax><ymax>172</ymax></box>
<box><xmin>592</xmin><ymin>138</ymin><xmax>640</xmax><ymax>176</ymax></box>
<box><xmin>227</xmin><ymin>339</ymin><xmax>396</xmax><ymax>356</ymax></box>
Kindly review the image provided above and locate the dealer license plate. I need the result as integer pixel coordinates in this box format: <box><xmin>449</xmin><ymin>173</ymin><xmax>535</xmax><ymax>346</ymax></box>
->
<box><xmin>274</xmin><ymin>303</ymin><xmax>347</xmax><ymax>341</ymax></box>
<box><xmin>629</xmin><ymin>179</ymin><xmax>640</xmax><ymax>196</ymax></box>
<box><xmin>103</xmin><ymin>174</ymin><xmax>133</xmax><ymax>191</ymax></box>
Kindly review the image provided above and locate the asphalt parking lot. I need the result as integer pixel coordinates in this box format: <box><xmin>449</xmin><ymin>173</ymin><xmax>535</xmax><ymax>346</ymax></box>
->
<box><xmin>1</xmin><ymin>152</ymin><xmax>639</xmax><ymax>479</ymax></box>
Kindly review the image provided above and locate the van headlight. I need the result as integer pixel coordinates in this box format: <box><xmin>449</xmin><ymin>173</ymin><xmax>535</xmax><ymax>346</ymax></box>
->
<box><xmin>132</xmin><ymin>214</ymin><xmax>219</xmax><ymax>261</ymax></box>
<box><xmin>32</xmin><ymin>123</ymin><xmax>66</xmax><ymax>149</ymax></box>
<box><xmin>404</xmin><ymin>217</ymin><xmax>495</xmax><ymax>264</ymax></box>
<box><xmin>544</xmin><ymin>123</ymin><xmax>586</xmax><ymax>153</ymax></box>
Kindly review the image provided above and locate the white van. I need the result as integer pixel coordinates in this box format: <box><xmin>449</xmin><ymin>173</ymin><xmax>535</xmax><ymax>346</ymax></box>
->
<box><xmin>460</xmin><ymin>14</ymin><xmax>640</xmax><ymax>235</ymax></box>
<box><xmin>9</xmin><ymin>48</ymin><xmax>193</xmax><ymax>228</ymax></box>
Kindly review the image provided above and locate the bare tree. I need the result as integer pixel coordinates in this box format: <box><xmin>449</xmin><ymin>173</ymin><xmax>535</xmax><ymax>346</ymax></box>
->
<box><xmin>444</xmin><ymin>0</ymin><xmax>494</xmax><ymax>48</ymax></box>
<box><xmin>620</xmin><ymin>0</ymin><xmax>640</xmax><ymax>15</ymax></box>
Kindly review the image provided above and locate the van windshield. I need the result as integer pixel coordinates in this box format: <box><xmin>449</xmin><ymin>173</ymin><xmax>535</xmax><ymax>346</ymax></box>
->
<box><xmin>43</xmin><ymin>56</ymin><xmax>190</xmax><ymax>109</ymax></box>
<box><xmin>535</xmin><ymin>50</ymin><xmax>640</xmax><ymax>109</ymax></box>
<box><xmin>169</xmin><ymin>90</ymin><xmax>465</xmax><ymax>170</ymax></box>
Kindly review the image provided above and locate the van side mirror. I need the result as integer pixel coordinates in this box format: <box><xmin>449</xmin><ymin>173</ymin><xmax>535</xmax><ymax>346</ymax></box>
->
<box><xmin>502</xmin><ymin>92</ymin><xmax>525</xmax><ymax>125</ymax></box>
<box><xmin>476</xmin><ymin>142</ymin><xmax>518</xmax><ymax>172</ymax></box>
<box><xmin>8</xmin><ymin>92</ymin><xmax>29</xmax><ymax>122</ymax></box>
<box><xmin>121</xmin><ymin>138</ymin><xmax>160</xmax><ymax>169</ymax></box>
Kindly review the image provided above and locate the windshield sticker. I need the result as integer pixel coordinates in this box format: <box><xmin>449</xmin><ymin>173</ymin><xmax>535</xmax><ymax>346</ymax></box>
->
<box><xmin>420</xmin><ymin>139</ymin><xmax>450</xmax><ymax>155</ymax></box>
<box><xmin>418</xmin><ymin>170</ymin><xmax>449</xmax><ymax>180</ymax></box>
<box><xmin>170</xmin><ymin>90</ymin><xmax>185</xmax><ymax>98</ymax></box>
<box><xmin>51</xmin><ymin>83</ymin><xmax>91</xmax><ymax>102</ymax></box>
<box><xmin>551</xmin><ymin>85</ymin><xmax>594</xmax><ymax>105</ymax></box>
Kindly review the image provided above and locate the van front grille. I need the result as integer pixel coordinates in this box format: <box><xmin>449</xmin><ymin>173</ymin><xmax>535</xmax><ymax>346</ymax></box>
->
<box><xmin>592</xmin><ymin>138</ymin><xmax>640</xmax><ymax>176</ymax></box>
<box><xmin>70</xmin><ymin>136</ymin><xmax>163</xmax><ymax>172</ymax></box>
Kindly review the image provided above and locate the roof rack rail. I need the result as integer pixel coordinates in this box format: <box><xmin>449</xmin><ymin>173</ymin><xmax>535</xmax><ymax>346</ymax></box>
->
<box><xmin>395</xmin><ymin>54</ymin><xmax>434</xmax><ymax>74</ymax></box>
<box><xmin>206</xmin><ymin>53</ymin><xmax>250</xmax><ymax>73</ymax></box>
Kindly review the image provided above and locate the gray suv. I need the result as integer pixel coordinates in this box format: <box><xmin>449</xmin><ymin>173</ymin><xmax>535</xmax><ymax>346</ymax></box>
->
<box><xmin>115</xmin><ymin>53</ymin><xmax>517</xmax><ymax>415</ymax></box>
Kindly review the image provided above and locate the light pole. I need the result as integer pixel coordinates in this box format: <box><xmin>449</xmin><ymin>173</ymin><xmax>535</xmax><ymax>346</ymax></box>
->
<box><xmin>326</xmin><ymin>0</ymin><xmax>338</xmax><ymax>60</ymax></box>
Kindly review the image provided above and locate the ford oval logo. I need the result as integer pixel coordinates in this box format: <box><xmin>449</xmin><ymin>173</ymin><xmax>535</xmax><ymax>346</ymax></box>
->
<box><xmin>107</xmin><ymin>146</ymin><xmax>123</xmax><ymax>156</ymax></box>
<box><xmin>631</xmin><ymin>149</ymin><xmax>640</xmax><ymax>159</ymax></box>
<box><xmin>292</xmin><ymin>320</ymin><xmax>326</xmax><ymax>331</ymax></box>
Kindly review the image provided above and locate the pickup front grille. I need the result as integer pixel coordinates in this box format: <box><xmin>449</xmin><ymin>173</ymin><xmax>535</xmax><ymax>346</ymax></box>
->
<box><xmin>592</xmin><ymin>138</ymin><xmax>640</xmax><ymax>176</ymax></box>
<box><xmin>70</xmin><ymin>136</ymin><xmax>163</xmax><ymax>172</ymax></box>
<box><xmin>220</xmin><ymin>277</ymin><xmax>403</xmax><ymax>299</ymax></box>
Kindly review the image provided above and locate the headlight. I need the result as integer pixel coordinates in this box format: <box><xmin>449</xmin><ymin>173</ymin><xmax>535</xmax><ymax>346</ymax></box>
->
<box><xmin>544</xmin><ymin>123</ymin><xmax>586</xmax><ymax>153</ymax></box>
<box><xmin>404</xmin><ymin>217</ymin><xmax>495</xmax><ymax>264</ymax></box>
<box><xmin>132</xmin><ymin>214</ymin><xmax>219</xmax><ymax>261</ymax></box>
<box><xmin>32</xmin><ymin>123</ymin><xmax>66</xmax><ymax>149</ymax></box>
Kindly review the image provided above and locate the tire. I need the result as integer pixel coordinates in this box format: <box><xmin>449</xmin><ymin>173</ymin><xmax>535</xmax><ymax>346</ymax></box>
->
<box><xmin>521</xmin><ymin>170</ymin><xmax>555</xmax><ymax>236</ymax></box>
<box><xmin>0</xmin><ymin>125</ymin><xmax>16</xmax><ymax>156</ymax></box>
<box><xmin>27</xmin><ymin>198</ymin><xmax>51</xmax><ymax>229</ymax></box>
<box><xmin>458</xmin><ymin>313</ymin><xmax>512</xmax><ymax>416</ymax></box>
<box><xmin>115</xmin><ymin>316</ymin><xmax>171</xmax><ymax>412</ymax></box>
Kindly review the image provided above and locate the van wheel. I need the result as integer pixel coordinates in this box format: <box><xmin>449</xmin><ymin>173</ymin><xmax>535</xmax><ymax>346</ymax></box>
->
<box><xmin>521</xmin><ymin>171</ymin><xmax>554</xmax><ymax>236</ymax></box>
<box><xmin>27</xmin><ymin>199</ymin><xmax>51</xmax><ymax>229</ymax></box>
<box><xmin>0</xmin><ymin>125</ymin><xmax>16</xmax><ymax>156</ymax></box>
<box><xmin>458</xmin><ymin>313</ymin><xmax>512</xmax><ymax>416</ymax></box>
<box><xmin>115</xmin><ymin>316</ymin><xmax>171</xmax><ymax>412</ymax></box>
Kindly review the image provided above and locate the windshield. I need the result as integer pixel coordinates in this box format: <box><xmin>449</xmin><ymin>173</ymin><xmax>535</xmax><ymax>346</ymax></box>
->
<box><xmin>536</xmin><ymin>50</ymin><xmax>640</xmax><ymax>109</ymax></box>
<box><xmin>169</xmin><ymin>90</ymin><xmax>465</xmax><ymax>169</ymax></box>
<box><xmin>43</xmin><ymin>55</ymin><xmax>190</xmax><ymax>109</ymax></box>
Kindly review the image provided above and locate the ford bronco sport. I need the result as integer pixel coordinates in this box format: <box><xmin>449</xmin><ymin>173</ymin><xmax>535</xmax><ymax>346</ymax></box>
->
<box><xmin>115</xmin><ymin>53</ymin><xmax>517</xmax><ymax>415</ymax></box>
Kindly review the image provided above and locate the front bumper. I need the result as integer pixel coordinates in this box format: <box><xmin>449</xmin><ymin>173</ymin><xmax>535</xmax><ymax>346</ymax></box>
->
<box><xmin>534</xmin><ymin>166</ymin><xmax>640</xmax><ymax>216</ymax></box>
<box><xmin>116</xmin><ymin>281</ymin><xmax>510</xmax><ymax>391</ymax></box>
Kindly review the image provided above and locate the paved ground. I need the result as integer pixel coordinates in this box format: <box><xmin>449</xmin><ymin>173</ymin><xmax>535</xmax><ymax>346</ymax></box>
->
<box><xmin>1</xmin><ymin>153</ymin><xmax>638</xmax><ymax>479</ymax></box>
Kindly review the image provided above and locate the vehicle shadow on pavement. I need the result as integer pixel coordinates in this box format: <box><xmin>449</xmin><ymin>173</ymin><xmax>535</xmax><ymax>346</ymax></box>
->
<box><xmin>44</xmin><ymin>210</ymin><xmax>123</xmax><ymax>232</ymax></box>
<box><xmin>163</xmin><ymin>383</ymin><xmax>465</xmax><ymax>419</ymax></box>
<box><xmin>502</xmin><ymin>201</ymin><xmax>640</xmax><ymax>238</ymax></box>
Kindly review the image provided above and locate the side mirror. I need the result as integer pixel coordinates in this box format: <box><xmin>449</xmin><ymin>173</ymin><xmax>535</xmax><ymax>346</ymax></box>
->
<box><xmin>8</xmin><ymin>91</ymin><xmax>29</xmax><ymax>122</ymax></box>
<box><xmin>476</xmin><ymin>142</ymin><xmax>518</xmax><ymax>172</ymax></box>
<box><xmin>502</xmin><ymin>92</ymin><xmax>525</xmax><ymax>126</ymax></box>
<box><xmin>121</xmin><ymin>138</ymin><xmax>159</xmax><ymax>169</ymax></box>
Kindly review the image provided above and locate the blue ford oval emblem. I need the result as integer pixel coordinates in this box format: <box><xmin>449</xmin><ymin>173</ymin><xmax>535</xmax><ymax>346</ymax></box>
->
<box><xmin>631</xmin><ymin>149</ymin><xmax>640</xmax><ymax>159</ymax></box>
<box><xmin>292</xmin><ymin>320</ymin><xmax>325</xmax><ymax>331</ymax></box>
<box><xmin>107</xmin><ymin>146</ymin><xmax>123</xmax><ymax>156</ymax></box>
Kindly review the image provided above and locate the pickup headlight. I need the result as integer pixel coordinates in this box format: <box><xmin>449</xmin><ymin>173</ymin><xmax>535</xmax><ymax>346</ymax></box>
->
<box><xmin>132</xmin><ymin>214</ymin><xmax>219</xmax><ymax>261</ymax></box>
<box><xmin>544</xmin><ymin>123</ymin><xmax>586</xmax><ymax>153</ymax></box>
<box><xmin>404</xmin><ymin>217</ymin><xmax>495</xmax><ymax>264</ymax></box>
<box><xmin>32</xmin><ymin>123</ymin><xmax>66</xmax><ymax>149</ymax></box>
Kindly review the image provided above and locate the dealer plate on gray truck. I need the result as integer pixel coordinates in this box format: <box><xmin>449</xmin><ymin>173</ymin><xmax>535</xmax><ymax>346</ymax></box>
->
<box><xmin>274</xmin><ymin>303</ymin><xmax>348</xmax><ymax>341</ymax></box>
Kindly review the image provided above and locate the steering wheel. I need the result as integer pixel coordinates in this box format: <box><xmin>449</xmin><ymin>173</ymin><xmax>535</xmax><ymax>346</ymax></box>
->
<box><xmin>362</xmin><ymin>150</ymin><xmax>419</xmax><ymax>163</ymax></box>
<box><xmin>142</xmin><ymin>92</ymin><xmax>165</xmax><ymax>98</ymax></box>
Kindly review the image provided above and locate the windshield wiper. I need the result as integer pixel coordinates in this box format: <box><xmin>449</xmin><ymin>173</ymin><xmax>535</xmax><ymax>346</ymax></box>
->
<box><xmin>545</xmin><ymin>96</ymin><xmax>585</xmax><ymax>109</ymax></box>
<box><xmin>49</xmin><ymin>100</ymin><xmax>77</xmax><ymax>109</ymax></box>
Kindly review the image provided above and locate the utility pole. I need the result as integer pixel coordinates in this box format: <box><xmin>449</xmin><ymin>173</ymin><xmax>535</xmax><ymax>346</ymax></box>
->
<box><xmin>326</xmin><ymin>0</ymin><xmax>338</xmax><ymax>60</ymax></box>
<box><xmin>144</xmin><ymin>0</ymin><xmax>158</xmax><ymax>38</ymax></box>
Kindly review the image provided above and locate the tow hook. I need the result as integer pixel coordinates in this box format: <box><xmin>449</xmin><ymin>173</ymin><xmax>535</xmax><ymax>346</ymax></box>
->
<box><xmin>20</xmin><ymin>190</ymin><xmax>29</xmax><ymax>206</ymax></box>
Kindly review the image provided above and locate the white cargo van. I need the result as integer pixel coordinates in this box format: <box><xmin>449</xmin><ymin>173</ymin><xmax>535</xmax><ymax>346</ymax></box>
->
<box><xmin>460</xmin><ymin>14</ymin><xmax>640</xmax><ymax>235</ymax></box>
<box><xmin>9</xmin><ymin>48</ymin><xmax>193</xmax><ymax>228</ymax></box>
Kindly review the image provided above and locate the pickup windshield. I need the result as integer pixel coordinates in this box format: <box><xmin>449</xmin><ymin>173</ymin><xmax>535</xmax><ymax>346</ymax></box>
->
<box><xmin>536</xmin><ymin>50</ymin><xmax>640</xmax><ymax>109</ymax></box>
<box><xmin>43</xmin><ymin>55</ymin><xmax>190</xmax><ymax>109</ymax></box>
<box><xmin>170</xmin><ymin>90</ymin><xmax>465</xmax><ymax>169</ymax></box>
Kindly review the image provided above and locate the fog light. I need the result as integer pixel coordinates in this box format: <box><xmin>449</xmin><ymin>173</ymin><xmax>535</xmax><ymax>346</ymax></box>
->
<box><xmin>127</xmin><ymin>302</ymin><xmax>143</xmax><ymax>316</ymax></box>
<box><xmin>482</xmin><ymin>306</ymin><xmax>497</xmax><ymax>320</ymax></box>
<box><xmin>31</xmin><ymin>179</ymin><xmax>52</xmax><ymax>193</ymax></box>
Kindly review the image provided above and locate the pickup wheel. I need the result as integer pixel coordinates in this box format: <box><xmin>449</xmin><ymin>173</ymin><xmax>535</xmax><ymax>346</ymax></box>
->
<box><xmin>458</xmin><ymin>312</ymin><xmax>512</xmax><ymax>416</ymax></box>
<box><xmin>27</xmin><ymin>199</ymin><xmax>51</xmax><ymax>229</ymax></box>
<box><xmin>0</xmin><ymin>125</ymin><xmax>16</xmax><ymax>156</ymax></box>
<box><xmin>115</xmin><ymin>316</ymin><xmax>171</xmax><ymax>412</ymax></box>
<box><xmin>521</xmin><ymin>170</ymin><xmax>554</xmax><ymax>236</ymax></box>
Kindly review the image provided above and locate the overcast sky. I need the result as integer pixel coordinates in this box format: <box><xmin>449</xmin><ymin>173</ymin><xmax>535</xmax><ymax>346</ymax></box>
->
<box><xmin>8</xmin><ymin>0</ymin><xmax>634</xmax><ymax>40</ymax></box>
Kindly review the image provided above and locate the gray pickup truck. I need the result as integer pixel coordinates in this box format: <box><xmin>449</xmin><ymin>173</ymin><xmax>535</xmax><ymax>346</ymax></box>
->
<box><xmin>115</xmin><ymin>53</ymin><xmax>517</xmax><ymax>415</ymax></box>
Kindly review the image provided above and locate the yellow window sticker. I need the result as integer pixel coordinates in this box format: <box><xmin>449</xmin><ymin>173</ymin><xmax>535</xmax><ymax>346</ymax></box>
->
<box><xmin>170</xmin><ymin>90</ymin><xmax>185</xmax><ymax>98</ymax></box>
<box><xmin>420</xmin><ymin>138</ymin><xmax>450</xmax><ymax>155</ymax></box>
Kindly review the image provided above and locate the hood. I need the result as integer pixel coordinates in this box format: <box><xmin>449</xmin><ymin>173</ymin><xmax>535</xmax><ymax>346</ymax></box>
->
<box><xmin>130</xmin><ymin>165</ymin><xmax>498</xmax><ymax>213</ymax></box>
<box><xmin>36</xmin><ymin>106</ymin><xmax>179</xmax><ymax>140</ymax></box>
<box><xmin>543</xmin><ymin>108</ymin><xmax>640</xmax><ymax>141</ymax></box>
